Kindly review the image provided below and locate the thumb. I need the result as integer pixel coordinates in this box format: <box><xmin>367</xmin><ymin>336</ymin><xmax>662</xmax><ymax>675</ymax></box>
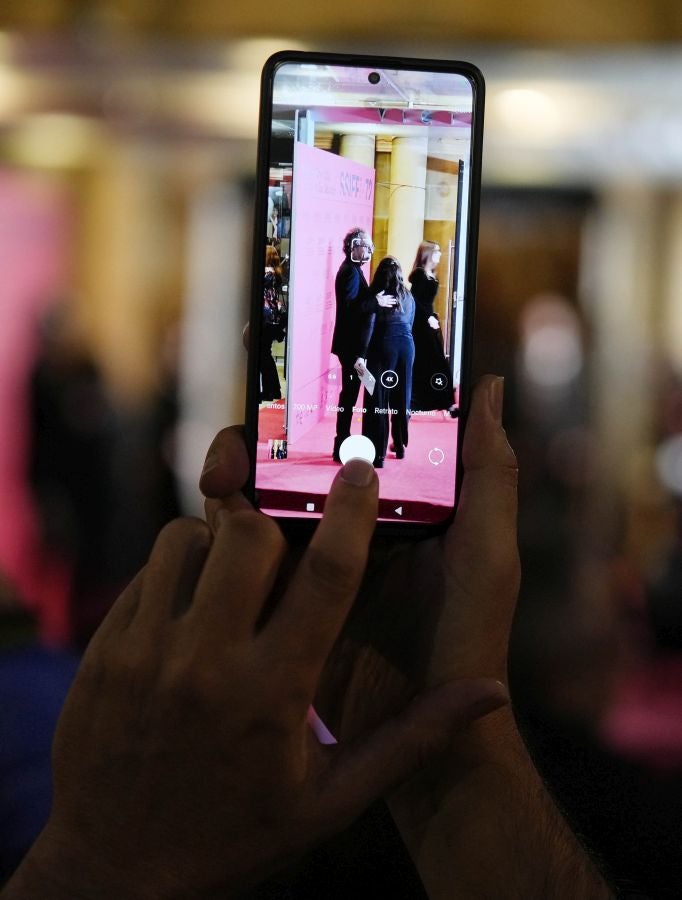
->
<box><xmin>456</xmin><ymin>374</ymin><xmax>518</xmax><ymax>525</ymax></box>
<box><xmin>199</xmin><ymin>425</ymin><xmax>251</xmax><ymax>500</ymax></box>
<box><xmin>320</xmin><ymin>679</ymin><xmax>509</xmax><ymax>824</ymax></box>
<box><xmin>444</xmin><ymin>375</ymin><xmax>520</xmax><ymax>608</ymax></box>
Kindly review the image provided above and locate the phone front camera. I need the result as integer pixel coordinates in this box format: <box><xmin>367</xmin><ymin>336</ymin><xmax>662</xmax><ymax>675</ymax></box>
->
<box><xmin>368</xmin><ymin>71</ymin><xmax>381</xmax><ymax>85</ymax></box>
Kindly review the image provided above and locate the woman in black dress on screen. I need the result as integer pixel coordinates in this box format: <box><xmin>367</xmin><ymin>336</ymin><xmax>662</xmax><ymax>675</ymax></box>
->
<box><xmin>260</xmin><ymin>245</ymin><xmax>286</xmax><ymax>401</ymax></box>
<box><xmin>359</xmin><ymin>257</ymin><xmax>415</xmax><ymax>468</ymax></box>
<box><xmin>409</xmin><ymin>241</ymin><xmax>457</xmax><ymax>416</ymax></box>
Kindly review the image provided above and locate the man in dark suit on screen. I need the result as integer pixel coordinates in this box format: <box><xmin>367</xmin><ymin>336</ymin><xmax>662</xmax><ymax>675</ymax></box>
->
<box><xmin>331</xmin><ymin>228</ymin><xmax>395</xmax><ymax>462</ymax></box>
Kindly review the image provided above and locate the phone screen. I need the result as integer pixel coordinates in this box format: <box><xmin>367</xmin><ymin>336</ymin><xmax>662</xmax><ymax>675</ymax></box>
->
<box><xmin>253</xmin><ymin>57</ymin><xmax>480</xmax><ymax>525</ymax></box>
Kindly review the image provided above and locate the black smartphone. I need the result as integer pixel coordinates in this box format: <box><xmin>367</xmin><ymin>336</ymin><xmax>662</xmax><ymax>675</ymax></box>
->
<box><xmin>245</xmin><ymin>50</ymin><xmax>484</xmax><ymax>535</ymax></box>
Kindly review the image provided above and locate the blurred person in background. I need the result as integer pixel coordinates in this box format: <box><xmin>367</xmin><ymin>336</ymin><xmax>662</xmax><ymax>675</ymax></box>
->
<box><xmin>103</xmin><ymin>318</ymin><xmax>183</xmax><ymax>642</ymax></box>
<box><xmin>28</xmin><ymin>307</ymin><xmax>117</xmax><ymax>649</ymax></box>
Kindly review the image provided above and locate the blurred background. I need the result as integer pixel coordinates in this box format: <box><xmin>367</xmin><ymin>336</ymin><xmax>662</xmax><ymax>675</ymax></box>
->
<box><xmin>1</xmin><ymin>1</ymin><xmax>682</xmax><ymax>896</ymax></box>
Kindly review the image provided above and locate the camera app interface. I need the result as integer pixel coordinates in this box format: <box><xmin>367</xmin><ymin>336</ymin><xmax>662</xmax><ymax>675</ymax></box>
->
<box><xmin>257</xmin><ymin>61</ymin><xmax>475</xmax><ymax>523</ymax></box>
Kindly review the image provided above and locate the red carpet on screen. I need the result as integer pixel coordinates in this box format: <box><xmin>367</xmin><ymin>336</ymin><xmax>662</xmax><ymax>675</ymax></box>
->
<box><xmin>256</xmin><ymin>403</ymin><xmax>458</xmax><ymax>523</ymax></box>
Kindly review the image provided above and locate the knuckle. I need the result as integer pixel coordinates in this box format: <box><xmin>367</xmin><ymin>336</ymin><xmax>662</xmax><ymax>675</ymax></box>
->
<box><xmin>305</xmin><ymin>543</ymin><xmax>361</xmax><ymax>602</ymax></box>
<box><xmin>79</xmin><ymin>644</ymin><xmax>155</xmax><ymax>707</ymax></box>
<box><xmin>110</xmin><ymin>655</ymin><xmax>150</xmax><ymax>696</ymax></box>
<box><xmin>227</xmin><ymin>509</ymin><xmax>286</xmax><ymax>554</ymax></box>
<box><xmin>160</xmin><ymin>656</ymin><xmax>221</xmax><ymax>709</ymax></box>
<box><xmin>156</xmin><ymin>516</ymin><xmax>211</xmax><ymax>552</ymax></box>
<box><xmin>412</xmin><ymin>734</ymin><xmax>442</xmax><ymax>772</ymax></box>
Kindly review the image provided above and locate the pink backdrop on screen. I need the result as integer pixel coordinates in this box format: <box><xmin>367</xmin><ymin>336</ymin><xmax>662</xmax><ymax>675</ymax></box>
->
<box><xmin>287</xmin><ymin>142</ymin><xmax>375</xmax><ymax>443</ymax></box>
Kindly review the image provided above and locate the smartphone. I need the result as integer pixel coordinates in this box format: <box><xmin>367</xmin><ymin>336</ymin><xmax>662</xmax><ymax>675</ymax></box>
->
<box><xmin>246</xmin><ymin>50</ymin><xmax>484</xmax><ymax>535</ymax></box>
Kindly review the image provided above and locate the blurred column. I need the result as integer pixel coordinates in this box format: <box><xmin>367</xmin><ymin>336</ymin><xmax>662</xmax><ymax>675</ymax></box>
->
<box><xmin>371</xmin><ymin>142</ymin><xmax>391</xmax><ymax>272</ymax></box>
<box><xmin>76</xmin><ymin>146</ymin><xmax>182</xmax><ymax>407</ymax></box>
<box><xmin>339</xmin><ymin>134</ymin><xmax>382</xmax><ymax>274</ymax></box>
<box><xmin>338</xmin><ymin>133</ymin><xmax>375</xmax><ymax>168</ymax></box>
<box><xmin>387</xmin><ymin>135</ymin><xmax>428</xmax><ymax>274</ymax></box>
<box><xmin>176</xmin><ymin>180</ymin><xmax>252</xmax><ymax>515</ymax></box>
<box><xmin>425</xmin><ymin>135</ymin><xmax>464</xmax><ymax>321</ymax></box>
<box><xmin>580</xmin><ymin>186</ymin><xmax>663</xmax><ymax>488</ymax></box>
<box><xmin>661</xmin><ymin>192</ymin><xmax>682</xmax><ymax>375</ymax></box>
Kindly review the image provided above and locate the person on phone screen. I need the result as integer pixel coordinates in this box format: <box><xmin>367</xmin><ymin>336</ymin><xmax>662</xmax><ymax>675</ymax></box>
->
<box><xmin>331</xmin><ymin>228</ymin><xmax>395</xmax><ymax>462</ymax></box>
<box><xmin>409</xmin><ymin>240</ymin><xmax>457</xmax><ymax>417</ymax></box>
<box><xmin>260</xmin><ymin>245</ymin><xmax>286</xmax><ymax>401</ymax></box>
<box><xmin>359</xmin><ymin>256</ymin><xmax>415</xmax><ymax>468</ymax></box>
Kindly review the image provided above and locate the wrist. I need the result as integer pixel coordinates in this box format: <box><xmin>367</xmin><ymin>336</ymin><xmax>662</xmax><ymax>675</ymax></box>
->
<box><xmin>2</xmin><ymin>825</ymin><xmax>150</xmax><ymax>900</ymax></box>
<box><xmin>388</xmin><ymin>705</ymin><xmax>521</xmax><ymax>845</ymax></box>
<box><xmin>388</xmin><ymin>708</ymin><xmax>615</xmax><ymax>900</ymax></box>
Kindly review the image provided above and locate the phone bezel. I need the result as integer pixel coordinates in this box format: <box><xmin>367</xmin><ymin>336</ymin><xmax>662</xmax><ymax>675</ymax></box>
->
<box><xmin>245</xmin><ymin>49</ymin><xmax>485</xmax><ymax>539</ymax></box>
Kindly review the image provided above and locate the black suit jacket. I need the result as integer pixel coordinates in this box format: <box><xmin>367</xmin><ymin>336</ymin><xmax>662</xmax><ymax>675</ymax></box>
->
<box><xmin>331</xmin><ymin>260</ymin><xmax>371</xmax><ymax>360</ymax></box>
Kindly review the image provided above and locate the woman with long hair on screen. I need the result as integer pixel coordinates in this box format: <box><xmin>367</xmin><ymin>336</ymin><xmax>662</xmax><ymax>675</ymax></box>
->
<box><xmin>409</xmin><ymin>240</ymin><xmax>457</xmax><ymax>417</ymax></box>
<box><xmin>260</xmin><ymin>245</ymin><xmax>286</xmax><ymax>401</ymax></box>
<box><xmin>359</xmin><ymin>256</ymin><xmax>415</xmax><ymax>468</ymax></box>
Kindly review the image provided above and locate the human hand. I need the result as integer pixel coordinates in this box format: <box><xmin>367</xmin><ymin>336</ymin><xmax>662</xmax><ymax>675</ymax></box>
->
<box><xmin>202</xmin><ymin>380</ymin><xmax>518</xmax><ymax>697</ymax></box>
<box><xmin>354</xmin><ymin>357</ymin><xmax>367</xmax><ymax>376</ymax></box>
<box><xmin>198</xmin><ymin>368</ymin><xmax>611</xmax><ymax>898</ymax></box>
<box><xmin>199</xmin><ymin>383</ymin><xmax>517</xmax><ymax>877</ymax></box>
<box><xmin>318</xmin><ymin>375</ymin><xmax>518</xmax><ymax>740</ymax></box>
<box><xmin>428</xmin><ymin>314</ymin><xmax>440</xmax><ymax>329</ymax></box>
<box><xmin>201</xmin><ymin>378</ymin><xmax>516</xmax><ymax>738</ymax></box>
<box><xmin>311</xmin><ymin>377</ymin><xmax>614</xmax><ymax>900</ymax></box>
<box><xmin>376</xmin><ymin>290</ymin><xmax>397</xmax><ymax>308</ymax></box>
<box><xmin>6</xmin><ymin>444</ymin><xmax>508</xmax><ymax>900</ymax></box>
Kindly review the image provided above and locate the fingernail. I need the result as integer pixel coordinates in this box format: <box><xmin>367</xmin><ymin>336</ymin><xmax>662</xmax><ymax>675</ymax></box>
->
<box><xmin>488</xmin><ymin>377</ymin><xmax>504</xmax><ymax>423</ymax></box>
<box><xmin>340</xmin><ymin>457</ymin><xmax>375</xmax><ymax>487</ymax></box>
<box><xmin>201</xmin><ymin>453</ymin><xmax>220</xmax><ymax>478</ymax></box>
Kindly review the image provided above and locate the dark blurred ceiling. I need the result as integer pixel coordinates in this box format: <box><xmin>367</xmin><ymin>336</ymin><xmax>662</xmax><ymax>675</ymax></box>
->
<box><xmin>2</xmin><ymin>0</ymin><xmax>682</xmax><ymax>43</ymax></box>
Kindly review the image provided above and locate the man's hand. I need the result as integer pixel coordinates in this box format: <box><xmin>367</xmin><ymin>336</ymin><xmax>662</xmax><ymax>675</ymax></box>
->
<box><xmin>5</xmin><ymin>454</ymin><xmax>508</xmax><ymax>900</ymax></box>
<box><xmin>428</xmin><ymin>314</ymin><xmax>440</xmax><ymax>329</ymax></box>
<box><xmin>200</xmin><ymin>378</ymin><xmax>614</xmax><ymax>899</ymax></box>
<box><xmin>376</xmin><ymin>290</ymin><xmax>398</xmax><ymax>308</ymax></box>
<box><xmin>200</xmin><ymin>378</ymin><xmax>517</xmax><ymax>747</ymax></box>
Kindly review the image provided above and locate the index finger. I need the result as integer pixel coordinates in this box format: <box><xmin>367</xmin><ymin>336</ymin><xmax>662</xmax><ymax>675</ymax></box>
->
<box><xmin>446</xmin><ymin>376</ymin><xmax>518</xmax><ymax>569</ymax></box>
<box><xmin>262</xmin><ymin>458</ymin><xmax>378</xmax><ymax>685</ymax></box>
